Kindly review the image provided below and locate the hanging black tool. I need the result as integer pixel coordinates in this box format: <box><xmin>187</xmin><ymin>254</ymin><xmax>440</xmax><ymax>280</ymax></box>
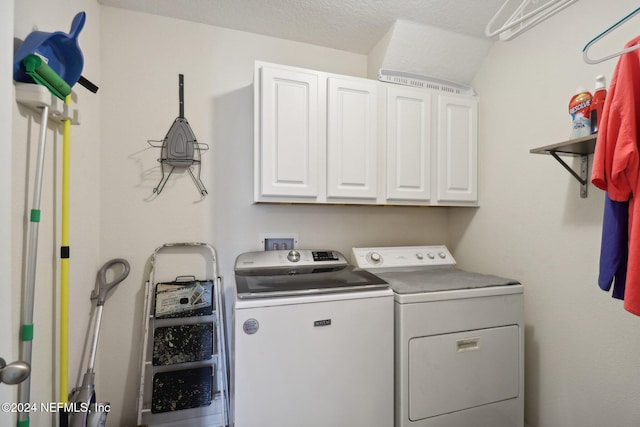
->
<box><xmin>148</xmin><ymin>74</ymin><xmax>209</xmax><ymax>197</ymax></box>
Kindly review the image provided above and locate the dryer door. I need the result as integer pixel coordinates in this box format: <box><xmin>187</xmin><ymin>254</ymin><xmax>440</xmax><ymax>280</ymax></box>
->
<box><xmin>408</xmin><ymin>325</ymin><xmax>520</xmax><ymax>421</ymax></box>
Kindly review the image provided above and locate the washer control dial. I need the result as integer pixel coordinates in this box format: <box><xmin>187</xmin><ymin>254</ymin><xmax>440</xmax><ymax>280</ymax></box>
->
<box><xmin>287</xmin><ymin>250</ymin><xmax>301</xmax><ymax>262</ymax></box>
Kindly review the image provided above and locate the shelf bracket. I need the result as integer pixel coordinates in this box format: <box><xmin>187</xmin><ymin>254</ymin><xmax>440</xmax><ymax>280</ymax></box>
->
<box><xmin>549</xmin><ymin>151</ymin><xmax>588</xmax><ymax>198</ymax></box>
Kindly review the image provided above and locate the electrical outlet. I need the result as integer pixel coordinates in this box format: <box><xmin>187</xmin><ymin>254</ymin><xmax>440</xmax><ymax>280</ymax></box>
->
<box><xmin>259</xmin><ymin>233</ymin><xmax>298</xmax><ymax>251</ymax></box>
<box><xmin>264</xmin><ymin>238</ymin><xmax>295</xmax><ymax>251</ymax></box>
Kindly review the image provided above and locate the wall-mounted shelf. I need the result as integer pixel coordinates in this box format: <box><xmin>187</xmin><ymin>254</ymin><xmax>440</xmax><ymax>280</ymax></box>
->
<box><xmin>530</xmin><ymin>134</ymin><xmax>597</xmax><ymax>198</ymax></box>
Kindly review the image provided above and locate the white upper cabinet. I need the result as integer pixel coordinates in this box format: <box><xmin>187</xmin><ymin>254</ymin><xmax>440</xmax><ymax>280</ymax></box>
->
<box><xmin>385</xmin><ymin>86</ymin><xmax>433</xmax><ymax>202</ymax></box>
<box><xmin>326</xmin><ymin>77</ymin><xmax>379</xmax><ymax>200</ymax></box>
<box><xmin>255</xmin><ymin>65</ymin><xmax>320</xmax><ymax>200</ymax></box>
<box><xmin>254</xmin><ymin>61</ymin><xmax>478</xmax><ymax>206</ymax></box>
<box><xmin>436</xmin><ymin>95</ymin><xmax>478</xmax><ymax>203</ymax></box>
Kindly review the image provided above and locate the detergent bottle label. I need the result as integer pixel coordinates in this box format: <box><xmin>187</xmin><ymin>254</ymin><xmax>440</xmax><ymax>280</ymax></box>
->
<box><xmin>569</xmin><ymin>91</ymin><xmax>592</xmax><ymax>138</ymax></box>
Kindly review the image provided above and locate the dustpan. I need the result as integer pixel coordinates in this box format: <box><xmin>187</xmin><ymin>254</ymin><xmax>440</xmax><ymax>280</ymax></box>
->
<box><xmin>13</xmin><ymin>11</ymin><xmax>86</xmax><ymax>88</ymax></box>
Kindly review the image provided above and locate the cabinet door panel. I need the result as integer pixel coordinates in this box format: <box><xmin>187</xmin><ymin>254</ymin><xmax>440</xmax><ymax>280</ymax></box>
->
<box><xmin>327</xmin><ymin>78</ymin><xmax>378</xmax><ymax>199</ymax></box>
<box><xmin>258</xmin><ymin>66</ymin><xmax>319</xmax><ymax>198</ymax></box>
<box><xmin>437</xmin><ymin>95</ymin><xmax>477</xmax><ymax>202</ymax></box>
<box><xmin>386</xmin><ymin>87</ymin><xmax>432</xmax><ymax>201</ymax></box>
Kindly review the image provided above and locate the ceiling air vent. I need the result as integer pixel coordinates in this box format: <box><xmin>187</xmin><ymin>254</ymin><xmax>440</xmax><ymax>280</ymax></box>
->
<box><xmin>378</xmin><ymin>69</ymin><xmax>476</xmax><ymax>96</ymax></box>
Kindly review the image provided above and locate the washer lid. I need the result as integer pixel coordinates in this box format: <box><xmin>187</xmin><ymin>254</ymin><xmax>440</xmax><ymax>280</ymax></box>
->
<box><xmin>375</xmin><ymin>266</ymin><xmax>519</xmax><ymax>294</ymax></box>
<box><xmin>235</xmin><ymin>264</ymin><xmax>388</xmax><ymax>299</ymax></box>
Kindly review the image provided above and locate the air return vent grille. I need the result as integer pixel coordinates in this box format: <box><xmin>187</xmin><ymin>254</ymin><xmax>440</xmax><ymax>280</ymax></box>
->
<box><xmin>378</xmin><ymin>69</ymin><xmax>476</xmax><ymax>96</ymax></box>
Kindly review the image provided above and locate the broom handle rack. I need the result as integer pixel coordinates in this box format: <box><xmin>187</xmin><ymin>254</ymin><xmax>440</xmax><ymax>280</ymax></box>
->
<box><xmin>16</xmin><ymin>82</ymin><xmax>79</xmax><ymax>124</ymax></box>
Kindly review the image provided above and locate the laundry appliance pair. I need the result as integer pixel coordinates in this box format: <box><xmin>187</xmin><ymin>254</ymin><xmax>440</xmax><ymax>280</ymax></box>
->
<box><xmin>232</xmin><ymin>246</ymin><xmax>524</xmax><ymax>427</ymax></box>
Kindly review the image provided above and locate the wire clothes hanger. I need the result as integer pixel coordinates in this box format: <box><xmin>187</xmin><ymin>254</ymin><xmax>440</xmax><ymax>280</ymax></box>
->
<box><xmin>583</xmin><ymin>7</ymin><xmax>640</xmax><ymax>64</ymax></box>
<box><xmin>486</xmin><ymin>0</ymin><xmax>579</xmax><ymax>41</ymax></box>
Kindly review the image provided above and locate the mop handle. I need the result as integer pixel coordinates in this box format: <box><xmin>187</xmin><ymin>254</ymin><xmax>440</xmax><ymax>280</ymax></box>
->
<box><xmin>86</xmin><ymin>259</ymin><xmax>129</xmax><ymax>373</ymax></box>
<box><xmin>22</xmin><ymin>105</ymin><xmax>49</xmax><ymax>327</ymax></box>
<box><xmin>18</xmin><ymin>105</ymin><xmax>49</xmax><ymax>426</ymax></box>
<box><xmin>91</xmin><ymin>258</ymin><xmax>130</xmax><ymax>306</ymax></box>
<box><xmin>87</xmin><ymin>305</ymin><xmax>104</xmax><ymax>372</ymax></box>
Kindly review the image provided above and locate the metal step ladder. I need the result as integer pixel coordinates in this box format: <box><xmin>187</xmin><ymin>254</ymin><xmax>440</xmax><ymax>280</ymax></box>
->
<box><xmin>137</xmin><ymin>243</ymin><xmax>229</xmax><ymax>426</ymax></box>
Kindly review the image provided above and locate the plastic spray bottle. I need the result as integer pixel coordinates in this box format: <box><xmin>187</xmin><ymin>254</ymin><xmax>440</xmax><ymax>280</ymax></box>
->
<box><xmin>590</xmin><ymin>75</ymin><xmax>607</xmax><ymax>134</ymax></box>
<box><xmin>569</xmin><ymin>87</ymin><xmax>593</xmax><ymax>139</ymax></box>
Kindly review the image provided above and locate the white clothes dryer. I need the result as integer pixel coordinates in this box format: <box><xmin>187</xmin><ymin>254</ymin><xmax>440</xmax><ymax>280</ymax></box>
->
<box><xmin>352</xmin><ymin>245</ymin><xmax>524</xmax><ymax>427</ymax></box>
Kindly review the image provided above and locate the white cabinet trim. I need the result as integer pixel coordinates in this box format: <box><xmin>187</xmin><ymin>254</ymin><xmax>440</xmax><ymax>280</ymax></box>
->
<box><xmin>436</xmin><ymin>94</ymin><xmax>478</xmax><ymax>203</ymax></box>
<box><xmin>255</xmin><ymin>66</ymin><xmax>320</xmax><ymax>199</ymax></box>
<box><xmin>327</xmin><ymin>77</ymin><xmax>378</xmax><ymax>200</ymax></box>
<box><xmin>254</xmin><ymin>61</ymin><xmax>478</xmax><ymax>207</ymax></box>
<box><xmin>385</xmin><ymin>86</ymin><xmax>433</xmax><ymax>202</ymax></box>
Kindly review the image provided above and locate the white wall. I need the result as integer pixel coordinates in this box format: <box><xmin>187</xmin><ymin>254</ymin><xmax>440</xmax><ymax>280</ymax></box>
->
<box><xmin>1</xmin><ymin>1</ymin><xmax>16</xmax><ymax>425</ymax></box>
<box><xmin>10</xmin><ymin>3</ymin><xmax>450</xmax><ymax>425</ymax></box>
<box><xmin>12</xmin><ymin>0</ymin><xmax>102</xmax><ymax>425</ymax></box>
<box><xmin>13</xmin><ymin>1</ymin><xmax>640</xmax><ymax>427</ymax></box>
<box><xmin>97</xmin><ymin>7</ymin><xmax>450</xmax><ymax>426</ymax></box>
<box><xmin>453</xmin><ymin>0</ymin><xmax>640</xmax><ymax>426</ymax></box>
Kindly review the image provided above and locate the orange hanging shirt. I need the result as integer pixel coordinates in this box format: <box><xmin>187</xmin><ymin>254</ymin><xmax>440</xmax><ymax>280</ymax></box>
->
<box><xmin>592</xmin><ymin>35</ymin><xmax>640</xmax><ymax>315</ymax></box>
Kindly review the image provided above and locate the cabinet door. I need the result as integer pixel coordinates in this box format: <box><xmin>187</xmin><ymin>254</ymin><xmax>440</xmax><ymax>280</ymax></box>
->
<box><xmin>385</xmin><ymin>86</ymin><xmax>433</xmax><ymax>202</ymax></box>
<box><xmin>326</xmin><ymin>77</ymin><xmax>378</xmax><ymax>199</ymax></box>
<box><xmin>257</xmin><ymin>66</ymin><xmax>319</xmax><ymax>199</ymax></box>
<box><xmin>436</xmin><ymin>94</ymin><xmax>478</xmax><ymax>203</ymax></box>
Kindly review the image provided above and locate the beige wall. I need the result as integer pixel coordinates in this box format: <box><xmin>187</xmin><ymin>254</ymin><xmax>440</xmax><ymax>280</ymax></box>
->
<box><xmin>454</xmin><ymin>0</ymin><xmax>640</xmax><ymax>425</ymax></box>
<box><xmin>12</xmin><ymin>3</ymin><xmax>449</xmax><ymax>425</ymax></box>
<box><xmin>10</xmin><ymin>0</ymin><xmax>640</xmax><ymax>426</ymax></box>
<box><xmin>12</xmin><ymin>0</ymin><xmax>102</xmax><ymax>425</ymax></box>
<box><xmin>98</xmin><ymin>8</ymin><xmax>450</xmax><ymax>424</ymax></box>
<box><xmin>1</xmin><ymin>0</ymin><xmax>15</xmax><ymax>425</ymax></box>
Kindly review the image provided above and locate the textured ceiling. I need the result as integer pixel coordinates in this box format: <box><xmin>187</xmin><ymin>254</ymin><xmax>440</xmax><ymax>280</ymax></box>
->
<box><xmin>97</xmin><ymin>0</ymin><xmax>507</xmax><ymax>54</ymax></box>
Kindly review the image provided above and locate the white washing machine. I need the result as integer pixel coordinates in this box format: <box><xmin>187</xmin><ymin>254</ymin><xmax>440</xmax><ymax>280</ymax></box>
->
<box><xmin>233</xmin><ymin>249</ymin><xmax>394</xmax><ymax>427</ymax></box>
<box><xmin>352</xmin><ymin>245</ymin><xmax>524</xmax><ymax>427</ymax></box>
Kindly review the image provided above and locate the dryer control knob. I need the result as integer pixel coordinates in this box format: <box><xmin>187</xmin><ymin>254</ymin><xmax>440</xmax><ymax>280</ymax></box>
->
<box><xmin>287</xmin><ymin>250</ymin><xmax>301</xmax><ymax>262</ymax></box>
<box><xmin>427</xmin><ymin>253</ymin><xmax>436</xmax><ymax>260</ymax></box>
<box><xmin>438</xmin><ymin>252</ymin><xmax>447</xmax><ymax>259</ymax></box>
<box><xmin>368</xmin><ymin>252</ymin><xmax>382</xmax><ymax>264</ymax></box>
<box><xmin>416</xmin><ymin>253</ymin><xmax>424</xmax><ymax>260</ymax></box>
